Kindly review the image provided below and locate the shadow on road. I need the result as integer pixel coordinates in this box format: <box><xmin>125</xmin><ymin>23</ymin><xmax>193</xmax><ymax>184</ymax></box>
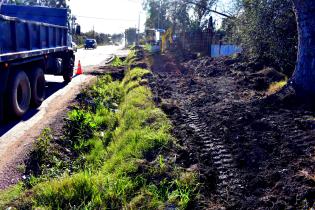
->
<box><xmin>0</xmin><ymin>80</ymin><xmax>67</xmax><ymax>137</ymax></box>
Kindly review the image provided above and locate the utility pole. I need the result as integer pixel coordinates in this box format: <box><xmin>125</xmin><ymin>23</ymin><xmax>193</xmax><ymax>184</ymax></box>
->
<box><xmin>158</xmin><ymin>0</ymin><xmax>161</xmax><ymax>29</ymax></box>
<box><xmin>137</xmin><ymin>13</ymin><xmax>140</xmax><ymax>46</ymax></box>
<box><xmin>93</xmin><ymin>25</ymin><xmax>95</xmax><ymax>39</ymax></box>
<box><xmin>71</xmin><ymin>16</ymin><xmax>77</xmax><ymax>34</ymax></box>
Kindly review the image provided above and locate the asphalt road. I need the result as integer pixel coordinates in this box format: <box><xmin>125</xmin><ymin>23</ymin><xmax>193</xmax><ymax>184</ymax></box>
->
<box><xmin>0</xmin><ymin>45</ymin><xmax>128</xmax><ymax>188</ymax></box>
<box><xmin>0</xmin><ymin>45</ymin><xmax>126</xmax><ymax>137</ymax></box>
<box><xmin>44</xmin><ymin>45</ymin><xmax>125</xmax><ymax>83</ymax></box>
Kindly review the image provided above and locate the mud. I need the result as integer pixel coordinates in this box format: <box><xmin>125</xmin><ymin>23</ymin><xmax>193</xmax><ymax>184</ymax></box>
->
<box><xmin>147</xmin><ymin>52</ymin><xmax>315</xmax><ymax>209</ymax></box>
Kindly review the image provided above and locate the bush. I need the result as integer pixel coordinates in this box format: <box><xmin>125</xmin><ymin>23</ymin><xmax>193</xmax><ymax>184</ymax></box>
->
<box><xmin>2</xmin><ymin>62</ymin><xmax>198</xmax><ymax>209</ymax></box>
<box><xmin>29</xmin><ymin>68</ymin><xmax>197</xmax><ymax>209</ymax></box>
<box><xmin>225</xmin><ymin>0</ymin><xmax>298</xmax><ymax>75</ymax></box>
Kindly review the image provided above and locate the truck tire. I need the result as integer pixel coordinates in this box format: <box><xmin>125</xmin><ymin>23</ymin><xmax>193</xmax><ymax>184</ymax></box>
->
<box><xmin>30</xmin><ymin>68</ymin><xmax>46</xmax><ymax>107</ymax></box>
<box><xmin>63</xmin><ymin>57</ymin><xmax>74</xmax><ymax>83</ymax></box>
<box><xmin>7</xmin><ymin>70</ymin><xmax>31</xmax><ymax>118</ymax></box>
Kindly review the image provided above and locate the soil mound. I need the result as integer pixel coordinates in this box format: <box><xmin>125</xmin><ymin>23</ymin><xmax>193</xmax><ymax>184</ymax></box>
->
<box><xmin>147</xmin><ymin>52</ymin><xmax>315</xmax><ymax>209</ymax></box>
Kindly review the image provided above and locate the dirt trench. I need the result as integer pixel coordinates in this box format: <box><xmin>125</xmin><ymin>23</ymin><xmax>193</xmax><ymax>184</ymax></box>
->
<box><xmin>147</xmin><ymin>52</ymin><xmax>315</xmax><ymax>209</ymax></box>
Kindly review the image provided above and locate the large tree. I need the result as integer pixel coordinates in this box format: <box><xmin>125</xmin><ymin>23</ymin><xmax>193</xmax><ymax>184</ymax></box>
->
<box><xmin>233</xmin><ymin>0</ymin><xmax>297</xmax><ymax>75</ymax></box>
<box><xmin>185</xmin><ymin>0</ymin><xmax>219</xmax><ymax>29</ymax></box>
<box><xmin>3</xmin><ymin>0</ymin><xmax>68</xmax><ymax>8</ymax></box>
<box><xmin>143</xmin><ymin>0</ymin><xmax>220</xmax><ymax>31</ymax></box>
<box><xmin>143</xmin><ymin>0</ymin><xmax>171</xmax><ymax>29</ymax></box>
<box><xmin>291</xmin><ymin>0</ymin><xmax>315</xmax><ymax>95</ymax></box>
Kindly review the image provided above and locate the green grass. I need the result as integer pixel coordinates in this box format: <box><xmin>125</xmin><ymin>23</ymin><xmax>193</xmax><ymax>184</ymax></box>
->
<box><xmin>144</xmin><ymin>43</ymin><xmax>153</xmax><ymax>52</ymax></box>
<box><xmin>0</xmin><ymin>58</ymin><xmax>198</xmax><ymax>209</ymax></box>
<box><xmin>111</xmin><ymin>50</ymin><xmax>137</xmax><ymax>69</ymax></box>
<box><xmin>30</xmin><ymin>69</ymin><xmax>177</xmax><ymax>209</ymax></box>
<box><xmin>0</xmin><ymin>183</ymin><xmax>24</xmax><ymax>208</ymax></box>
<box><xmin>111</xmin><ymin>56</ymin><xmax>124</xmax><ymax>67</ymax></box>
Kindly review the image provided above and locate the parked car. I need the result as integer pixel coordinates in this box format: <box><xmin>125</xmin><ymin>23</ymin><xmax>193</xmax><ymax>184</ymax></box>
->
<box><xmin>72</xmin><ymin>42</ymin><xmax>77</xmax><ymax>52</ymax></box>
<box><xmin>84</xmin><ymin>39</ymin><xmax>97</xmax><ymax>49</ymax></box>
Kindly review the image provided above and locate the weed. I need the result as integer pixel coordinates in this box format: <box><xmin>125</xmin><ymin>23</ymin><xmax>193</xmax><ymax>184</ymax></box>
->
<box><xmin>35</xmin><ymin>128</ymin><xmax>52</xmax><ymax>159</ymax></box>
<box><xmin>8</xmin><ymin>67</ymin><xmax>198</xmax><ymax>209</ymax></box>
<box><xmin>144</xmin><ymin>43</ymin><xmax>152</xmax><ymax>52</ymax></box>
<box><xmin>25</xmin><ymin>128</ymin><xmax>53</xmax><ymax>177</ymax></box>
<box><xmin>0</xmin><ymin>183</ymin><xmax>24</xmax><ymax>209</ymax></box>
<box><xmin>90</xmin><ymin>76</ymin><xmax>124</xmax><ymax>110</ymax></box>
<box><xmin>111</xmin><ymin>56</ymin><xmax>124</xmax><ymax>67</ymax></box>
<box><xmin>159</xmin><ymin>155</ymin><xmax>166</xmax><ymax>170</ymax></box>
<box><xmin>16</xmin><ymin>164</ymin><xmax>26</xmax><ymax>173</ymax></box>
<box><xmin>267</xmin><ymin>79</ymin><xmax>287</xmax><ymax>94</ymax></box>
<box><xmin>125</xmin><ymin>50</ymin><xmax>136</xmax><ymax>67</ymax></box>
<box><xmin>63</xmin><ymin>109</ymin><xmax>97</xmax><ymax>152</ymax></box>
<box><xmin>122</xmin><ymin>67</ymin><xmax>151</xmax><ymax>86</ymax></box>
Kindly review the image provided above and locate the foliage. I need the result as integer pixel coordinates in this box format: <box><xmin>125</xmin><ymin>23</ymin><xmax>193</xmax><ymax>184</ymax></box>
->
<box><xmin>1</xmin><ymin>52</ymin><xmax>198</xmax><ymax>209</ymax></box>
<box><xmin>28</xmin><ymin>68</ymin><xmax>197</xmax><ymax>209</ymax></box>
<box><xmin>111</xmin><ymin>56</ymin><xmax>124</xmax><ymax>67</ymax></box>
<box><xmin>143</xmin><ymin>0</ymin><xmax>218</xmax><ymax>32</ymax></box>
<box><xmin>143</xmin><ymin>0</ymin><xmax>172</xmax><ymax>29</ymax></box>
<box><xmin>0</xmin><ymin>183</ymin><xmax>24</xmax><ymax>209</ymax></box>
<box><xmin>125</xmin><ymin>49</ymin><xmax>137</xmax><ymax>67</ymax></box>
<box><xmin>144</xmin><ymin>43</ymin><xmax>153</xmax><ymax>52</ymax></box>
<box><xmin>188</xmin><ymin>0</ymin><xmax>218</xmax><ymax>30</ymax></box>
<box><xmin>5</xmin><ymin>0</ymin><xmax>68</xmax><ymax>8</ymax></box>
<box><xmin>225</xmin><ymin>0</ymin><xmax>298</xmax><ymax>75</ymax></box>
<box><xmin>122</xmin><ymin>67</ymin><xmax>151</xmax><ymax>86</ymax></box>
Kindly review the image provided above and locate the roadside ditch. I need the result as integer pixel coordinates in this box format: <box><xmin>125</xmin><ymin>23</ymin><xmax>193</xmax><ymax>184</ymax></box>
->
<box><xmin>0</xmin><ymin>48</ymin><xmax>200</xmax><ymax>209</ymax></box>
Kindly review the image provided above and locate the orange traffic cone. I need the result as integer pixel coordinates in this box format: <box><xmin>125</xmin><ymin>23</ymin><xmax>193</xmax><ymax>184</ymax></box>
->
<box><xmin>76</xmin><ymin>60</ymin><xmax>83</xmax><ymax>75</ymax></box>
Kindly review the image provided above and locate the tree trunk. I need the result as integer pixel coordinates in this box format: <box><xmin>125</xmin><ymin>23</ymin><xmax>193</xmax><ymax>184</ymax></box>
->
<box><xmin>291</xmin><ymin>0</ymin><xmax>315</xmax><ymax>94</ymax></box>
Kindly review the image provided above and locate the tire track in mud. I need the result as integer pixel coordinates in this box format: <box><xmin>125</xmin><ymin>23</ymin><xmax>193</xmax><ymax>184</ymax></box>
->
<box><xmin>184</xmin><ymin>109</ymin><xmax>244</xmax><ymax>203</ymax></box>
<box><xmin>150</xmin><ymin>53</ymin><xmax>315</xmax><ymax>209</ymax></box>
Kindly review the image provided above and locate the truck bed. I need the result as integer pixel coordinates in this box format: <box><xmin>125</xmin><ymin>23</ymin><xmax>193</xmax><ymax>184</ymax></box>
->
<box><xmin>0</xmin><ymin>5</ymin><xmax>68</xmax><ymax>63</ymax></box>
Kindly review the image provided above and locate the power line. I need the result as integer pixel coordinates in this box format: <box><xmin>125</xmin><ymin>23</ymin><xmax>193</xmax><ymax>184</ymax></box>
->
<box><xmin>76</xmin><ymin>15</ymin><xmax>137</xmax><ymax>22</ymax></box>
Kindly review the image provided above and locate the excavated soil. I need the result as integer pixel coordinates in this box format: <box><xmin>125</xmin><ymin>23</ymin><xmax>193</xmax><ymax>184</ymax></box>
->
<box><xmin>147</xmin><ymin>52</ymin><xmax>315</xmax><ymax>210</ymax></box>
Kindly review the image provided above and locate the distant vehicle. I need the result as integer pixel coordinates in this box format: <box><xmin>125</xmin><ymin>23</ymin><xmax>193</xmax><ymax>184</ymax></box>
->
<box><xmin>145</xmin><ymin>29</ymin><xmax>165</xmax><ymax>53</ymax></box>
<box><xmin>72</xmin><ymin>42</ymin><xmax>78</xmax><ymax>52</ymax></box>
<box><xmin>0</xmin><ymin>4</ymin><xmax>75</xmax><ymax>121</ymax></box>
<box><xmin>145</xmin><ymin>29</ymin><xmax>165</xmax><ymax>46</ymax></box>
<box><xmin>85</xmin><ymin>39</ymin><xmax>97</xmax><ymax>49</ymax></box>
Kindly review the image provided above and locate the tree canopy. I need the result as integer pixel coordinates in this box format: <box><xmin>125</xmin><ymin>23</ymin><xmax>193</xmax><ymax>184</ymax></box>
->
<box><xmin>143</xmin><ymin>0</ymin><xmax>219</xmax><ymax>32</ymax></box>
<box><xmin>4</xmin><ymin>0</ymin><xmax>68</xmax><ymax>8</ymax></box>
<box><xmin>224</xmin><ymin>0</ymin><xmax>298</xmax><ymax>75</ymax></box>
<box><xmin>143</xmin><ymin>0</ymin><xmax>298</xmax><ymax>75</ymax></box>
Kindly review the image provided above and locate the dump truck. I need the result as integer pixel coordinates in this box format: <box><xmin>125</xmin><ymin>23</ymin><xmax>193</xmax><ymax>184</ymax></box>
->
<box><xmin>0</xmin><ymin>4</ymin><xmax>75</xmax><ymax>121</ymax></box>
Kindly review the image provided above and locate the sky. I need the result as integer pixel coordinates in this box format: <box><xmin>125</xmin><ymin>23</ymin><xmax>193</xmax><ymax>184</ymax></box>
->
<box><xmin>68</xmin><ymin>0</ymin><xmax>233</xmax><ymax>34</ymax></box>
<box><xmin>68</xmin><ymin>0</ymin><xmax>146</xmax><ymax>34</ymax></box>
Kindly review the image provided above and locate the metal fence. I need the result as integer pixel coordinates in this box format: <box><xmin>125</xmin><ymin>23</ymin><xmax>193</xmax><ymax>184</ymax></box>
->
<box><xmin>211</xmin><ymin>44</ymin><xmax>242</xmax><ymax>57</ymax></box>
<box><xmin>166</xmin><ymin>27</ymin><xmax>242</xmax><ymax>57</ymax></box>
<box><xmin>175</xmin><ymin>30</ymin><xmax>213</xmax><ymax>54</ymax></box>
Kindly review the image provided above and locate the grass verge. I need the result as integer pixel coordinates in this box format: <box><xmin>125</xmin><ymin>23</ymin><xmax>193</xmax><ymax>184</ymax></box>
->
<box><xmin>0</xmin><ymin>57</ymin><xmax>198</xmax><ymax>209</ymax></box>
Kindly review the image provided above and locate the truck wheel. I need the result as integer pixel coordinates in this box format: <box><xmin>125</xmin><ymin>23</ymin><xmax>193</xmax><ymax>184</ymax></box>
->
<box><xmin>63</xmin><ymin>57</ymin><xmax>74</xmax><ymax>83</ymax></box>
<box><xmin>30</xmin><ymin>68</ymin><xmax>46</xmax><ymax>107</ymax></box>
<box><xmin>7</xmin><ymin>70</ymin><xmax>31</xmax><ymax>118</ymax></box>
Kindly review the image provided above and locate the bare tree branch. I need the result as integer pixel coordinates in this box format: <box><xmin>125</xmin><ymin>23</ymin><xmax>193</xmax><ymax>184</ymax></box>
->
<box><xmin>183</xmin><ymin>0</ymin><xmax>234</xmax><ymax>18</ymax></box>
